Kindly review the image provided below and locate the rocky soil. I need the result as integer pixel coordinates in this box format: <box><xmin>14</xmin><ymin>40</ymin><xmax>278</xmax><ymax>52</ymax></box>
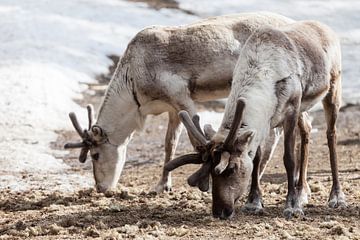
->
<box><xmin>1</xmin><ymin>76</ymin><xmax>360</xmax><ymax>238</ymax></box>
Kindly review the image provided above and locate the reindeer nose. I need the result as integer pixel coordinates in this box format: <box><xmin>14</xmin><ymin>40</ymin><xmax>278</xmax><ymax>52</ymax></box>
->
<box><xmin>95</xmin><ymin>184</ymin><xmax>107</xmax><ymax>193</ymax></box>
<box><xmin>221</xmin><ymin>207</ymin><xmax>234</xmax><ymax>219</ymax></box>
<box><xmin>213</xmin><ymin>206</ymin><xmax>234</xmax><ymax>220</ymax></box>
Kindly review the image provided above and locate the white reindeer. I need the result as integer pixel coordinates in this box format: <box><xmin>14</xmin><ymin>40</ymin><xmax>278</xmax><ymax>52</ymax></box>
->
<box><xmin>166</xmin><ymin>20</ymin><xmax>345</xmax><ymax>219</ymax></box>
<box><xmin>64</xmin><ymin>12</ymin><xmax>293</xmax><ymax>193</ymax></box>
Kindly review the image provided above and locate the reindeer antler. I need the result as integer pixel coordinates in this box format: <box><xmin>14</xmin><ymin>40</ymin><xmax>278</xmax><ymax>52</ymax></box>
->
<box><xmin>64</xmin><ymin>104</ymin><xmax>97</xmax><ymax>163</ymax></box>
<box><xmin>165</xmin><ymin>99</ymin><xmax>247</xmax><ymax>190</ymax></box>
<box><xmin>164</xmin><ymin>111</ymin><xmax>214</xmax><ymax>191</ymax></box>
<box><xmin>178</xmin><ymin>111</ymin><xmax>207</xmax><ymax>146</ymax></box>
<box><xmin>223</xmin><ymin>98</ymin><xmax>246</xmax><ymax>148</ymax></box>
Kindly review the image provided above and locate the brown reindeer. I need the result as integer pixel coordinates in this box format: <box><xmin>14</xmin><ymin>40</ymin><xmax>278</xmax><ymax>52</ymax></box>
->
<box><xmin>64</xmin><ymin>12</ymin><xmax>293</xmax><ymax>194</ymax></box>
<box><xmin>166</xmin><ymin>20</ymin><xmax>345</xmax><ymax>219</ymax></box>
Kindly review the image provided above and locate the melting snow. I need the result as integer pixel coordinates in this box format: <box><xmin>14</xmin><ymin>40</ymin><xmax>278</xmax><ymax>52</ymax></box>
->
<box><xmin>0</xmin><ymin>0</ymin><xmax>197</xmax><ymax>191</ymax></box>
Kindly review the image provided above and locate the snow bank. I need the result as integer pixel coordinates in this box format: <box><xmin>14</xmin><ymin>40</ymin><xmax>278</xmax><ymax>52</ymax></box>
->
<box><xmin>0</xmin><ymin>0</ymin><xmax>197</xmax><ymax>191</ymax></box>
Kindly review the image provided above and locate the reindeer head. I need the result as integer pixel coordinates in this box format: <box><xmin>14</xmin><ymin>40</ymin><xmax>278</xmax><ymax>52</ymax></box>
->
<box><xmin>165</xmin><ymin>98</ymin><xmax>255</xmax><ymax>219</ymax></box>
<box><xmin>64</xmin><ymin>105</ymin><xmax>122</xmax><ymax>193</ymax></box>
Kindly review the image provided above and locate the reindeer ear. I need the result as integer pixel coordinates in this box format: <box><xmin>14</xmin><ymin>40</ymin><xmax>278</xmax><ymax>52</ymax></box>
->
<box><xmin>91</xmin><ymin>125</ymin><xmax>104</xmax><ymax>137</ymax></box>
<box><xmin>238</xmin><ymin>130</ymin><xmax>256</xmax><ymax>144</ymax></box>
<box><xmin>234</xmin><ymin>130</ymin><xmax>256</xmax><ymax>152</ymax></box>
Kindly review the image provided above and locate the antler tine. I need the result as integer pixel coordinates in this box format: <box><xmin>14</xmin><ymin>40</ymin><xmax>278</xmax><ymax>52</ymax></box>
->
<box><xmin>69</xmin><ymin>112</ymin><xmax>85</xmax><ymax>138</ymax></box>
<box><xmin>179</xmin><ymin>111</ymin><xmax>207</xmax><ymax>146</ymax></box>
<box><xmin>164</xmin><ymin>153</ymin><xmax>202</xmax><ymax>172</ymax></box>
<box><xmin>203</xmin><ymin>124</ymin><xmax>216</xmax><ymax>140</ymax></box>
<box><xmin>64</xmin><ymin>142</ymin><xmax>86</xmax><ymax>149</ymax></box>
<box><xmin>223</xmin><ymin>98</ymin><xmax>246</xmax><ymax>147</ymax></box>
<box><xmin>192</xmin><ymin>114</ymin><xmax>205</xmax><ymax>138</ymax></box>
<box><xmin>187</xmin><ymin>161</ymin><xmax>212</xmax><ymax>192</ymax></box>
<box><xmin>86</xmin><ymin>104</ymin><xmax>95</xmax><ymax>130</ymax></box>
<box><xmin>79</xmin><ymin>147</ymin><xmax>89</xmax><ymax>163</ymax></box>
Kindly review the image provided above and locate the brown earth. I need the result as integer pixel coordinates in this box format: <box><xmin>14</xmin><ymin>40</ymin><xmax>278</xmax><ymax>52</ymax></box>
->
<box><xmin>0</xmin><ymin>74</ymin><xmax>360</xmax><ymax>239</ymax></box>
<box><xmin>1</xmin><ymin>3</ymin><xmax>360</xmax><ymax>236</ymax></box>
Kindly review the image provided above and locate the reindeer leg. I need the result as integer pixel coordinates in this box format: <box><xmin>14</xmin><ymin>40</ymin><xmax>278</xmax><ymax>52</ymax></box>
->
<box><xmin>242</xmin><ymin>147</ymin><xmax>263</xmax><ymax>214</ymax></box>
<box><xmin>151</xmin><ymin>111</ymin><xmax>182</xmax><ymax>193</ymax></box>
<box><xmin>283</xmin><ymin>109</ymin><xmax>302</xmax><ymax>219</ymax></box>
<box><xmin>259</xmin><ymin>127</ymin><xmax>282</xmax><ymax>179</ymax></box>
<box><xmin>322</xmin><ymin>72</ymin><xmax>346</xmax><ymax>208</ymax></box>
<box><xmin>297</xmin><ymin>112</ymin><xmax>312</xmax><ymax>207</ymax></box>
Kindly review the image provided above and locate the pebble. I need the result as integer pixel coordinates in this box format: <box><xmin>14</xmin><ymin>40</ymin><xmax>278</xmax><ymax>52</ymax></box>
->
<box><xmin>320</xmin><ymin>220</ymin><xmax>339</xmax><ymax>229</ymax></box>
<box><xmin>15</xmin><ymin>220</ymin><xmax>26</xmax><ymax>231</ymax></box>
<box><xmin>118</xmin><ymin>224</ymin><xmax>139</xmax><ymax>236</ymax></box>
<box><xmin>310</xmin><ymin>182</ymin><xmax>324</xmax><ymax>193</ymax></box>
<box><xmin>280</xmin><ymin>230</ymin><xmax>294</xmax><ymax>239</ymax></box>
<box><xmin>330</xmin><ymin>226</ymin><xmax>349</xmax><ymax>236</ymax></box>
<box><xmin>28</xmin><ymin>226</ymin><xmax>40</xmax><ymax>236</ymax></box>
<box><xmin>85</xmin><ymin>227</ymin><xmax>100</xmax><ymax>238</ymax></box>
<box><xmin>167</xmin><ymin>225</ymin><xmax>189</xmax><ymax>237</ymax></box>
<box><xmin>48</xmin><ymin>224</ymin><xmax>62</xmax><ymax>235</ymax></box>
<box><xmin>109</xmin><ymin>204</ymin><xmax>123</xmax><ymax>212</ymax></box>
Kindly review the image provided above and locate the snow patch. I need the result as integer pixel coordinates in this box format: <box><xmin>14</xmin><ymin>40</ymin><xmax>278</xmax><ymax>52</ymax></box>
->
<box><xmin>0</xmin><ymin>0</ymin><xmax>197</xmax><ymax>192</ymax></box>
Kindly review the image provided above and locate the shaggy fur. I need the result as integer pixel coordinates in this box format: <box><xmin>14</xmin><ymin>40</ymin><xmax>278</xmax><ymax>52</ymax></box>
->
<box><xmin>212</xmin><ymin>20</ymin><xmax>344</xmax><ymax>218</ymax></box>
<box><xmin>92</xmin><ymin>12</ymin><xmax>294</xmax><ymax>193</ymax></box>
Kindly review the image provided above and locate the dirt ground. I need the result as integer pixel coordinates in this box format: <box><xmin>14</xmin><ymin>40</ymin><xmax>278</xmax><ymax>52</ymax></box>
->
<box><xmin>1</xmin><ymin>76</ymin><xmax>360</xmax><ymax>239</ymax></box>
<box><xmin>1</xmin><ymin>2</ymin><xmax>360</xmax><ymax>237</ymax></box>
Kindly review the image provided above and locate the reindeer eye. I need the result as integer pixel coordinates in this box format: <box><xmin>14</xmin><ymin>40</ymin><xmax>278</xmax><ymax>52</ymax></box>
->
<box><xmin>91</xmin><ymin>153</ymin><xmax>99</xmax><ymax>161</ymax></box>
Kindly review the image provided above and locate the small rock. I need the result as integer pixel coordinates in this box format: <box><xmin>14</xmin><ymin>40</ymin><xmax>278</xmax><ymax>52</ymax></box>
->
<box><xmin>109</xmin><ymin>204</ymin><xmax>123</xmax><ymax>212</ymax></box>
<box><xmin>281</xmin><ymin>230</ymin><xmax>293</xmax><ymax>239</ymax></box>
<box><xmin>118</xmin><ymin>224</ymin><xmax>139</xmax><ymax>236</ymax></box>
<box><xmin>103</xmin><ymin>230</ymin><xmax>123</xmax><ymax>240</ymax></box>
<box><xmin>48</xmin><ymin>224</ymin><xmax>62</xmax><ymax>235</ymax></box>
<box><xmin>274</xmin><ymin>219</ymin><xmax>284</xmax><ymax>228</ymax></box>
<box><xmin>331</xmin><ymin>226</ymin><xmax>348</xmax><ymax>236</ymax></box>
<box><xmin>28</xmin><ymin>227</ymin><xmax>40</xmax><ymax>236</ymax></box>
<box><xmin>166</xmin><ymin>225</ymin><xmax>189</xmax><ymax>237</ymax></box>
<box><xmin>186</xmin><ymin>192</ymin><xmax>201</xmax><ymax>201</ymax></box>
<box><xmin>60</xmin><ymin>217</ymin><xmax>76</xmax><ymax>228</ymax></box>
<box><xmin>15</xmin><ymin>220</ymin><xmax>26</xmax><ymax>231</ymax></box>
<box><xmin>264</xmin><ymin>223</ymin><xmax>272</xmax><ymax>230</ymax></box>
<box><xmin>320</xmin><ymin>221</ymin><xmax>339</xmax><ymax>229</ymax></box>
<box><xmin>84</xmin><ymin>214</ymin><xmax>94</xmax><ymax>222</ymax></box>
<box><xmin>310</xmin><ymin>181</ymin><xmax>324</xmax><ymax>193</ymax></box>
<box><xmin>85</xmin><ymin>227</ymin><xmax>100</xmax><ymax>238</ymax></box>
<box><xmin>7</xmin><ymin>229</ymin><xmax>29</xmax><ymax>238</ymax></box>
<box><xmin>78</xmin><ymin>188</ymin><xmax>95</xmax><ymax>198</ymax></box>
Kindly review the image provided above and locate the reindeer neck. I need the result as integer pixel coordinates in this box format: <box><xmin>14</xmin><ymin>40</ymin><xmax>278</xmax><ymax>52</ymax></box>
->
<box><xmin>96</xmin><ymin>66</ymin><xmax>143</xmax><ymax>146</ymax></box>
<box><xmin>217</xmin><ymin>75</ymin><xmax>278</xmax><ymax>151</ymax></box>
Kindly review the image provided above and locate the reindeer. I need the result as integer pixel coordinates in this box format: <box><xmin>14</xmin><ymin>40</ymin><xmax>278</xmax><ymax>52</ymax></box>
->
<box><xmin>64</xmin><ymin>12</ymin><xmax>294</xmax><ymax>194</ymax></box>
<box><xmin>165</xmin><ymin>20</ymin><xmax>345</xmax><ymax>219</ymax></box>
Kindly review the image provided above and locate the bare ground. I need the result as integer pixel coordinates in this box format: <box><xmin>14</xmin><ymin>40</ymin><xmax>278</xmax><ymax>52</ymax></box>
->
<box><xmin>1</xmin><ymin>75</ymin><xmax>360</xmax><ymax>239</ymax></box>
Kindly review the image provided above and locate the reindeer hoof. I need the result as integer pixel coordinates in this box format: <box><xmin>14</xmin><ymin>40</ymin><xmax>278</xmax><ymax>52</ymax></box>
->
<box><xmin>283</xmin><ymin>208</ymin><xmax>294</xmax><ymax>220</ymax></box>
<box><xmin>328</xmin><ymin>190</ymin><xmax>347</xmax><ymax>208</ymax></box>
<box><xmin>242</xmin><ymin>202</ymin><xmax>264</xmax><ymax>215</ymax></box>
<box><xmin>149</xmin><ymin>182</ymin><xmax>172</xmax><ymax>194</ymax></box>
<box><xmin>293</xmin><ymin>207</ymin><xmax>304</xmax><ymax>217</ymax></box>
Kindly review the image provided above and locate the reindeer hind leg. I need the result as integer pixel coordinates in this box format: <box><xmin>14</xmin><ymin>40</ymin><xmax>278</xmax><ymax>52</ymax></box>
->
<box><xmin>322</xmin><ymin>72</ymin><xmax>346</xmax><ymax>208</ymax></box>
<box><xmin>150</xmin><ymin>111</ymin><xmax>182</xmax><ymax>193</ymax></box>
<box><xmin>297</xmin><ymin>112</ymin><xmax>312</xmax><ymax>206</ymax></box>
